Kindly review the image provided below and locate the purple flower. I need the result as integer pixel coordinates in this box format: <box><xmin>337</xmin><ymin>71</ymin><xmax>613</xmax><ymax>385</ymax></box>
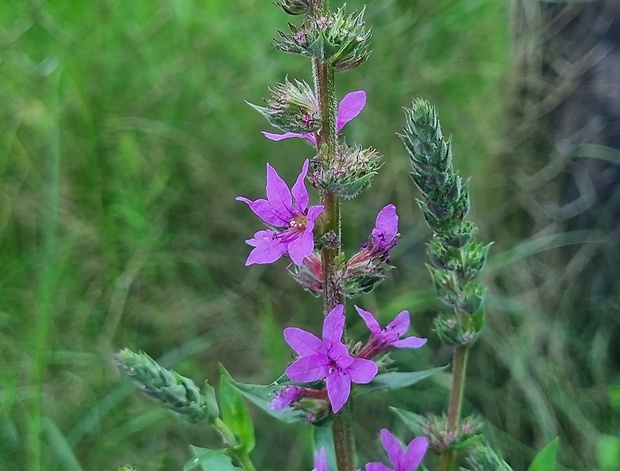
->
<box><xmin>270</xmin><ymin>385</ymin><xmax>303</xmax><ymax>410</ymax></box>
<box><xmin>283</xmin><ymin>304</ymin><xmax>378</xmax><ymax>413</ymax></box>
<box><xmin>365</xmin><ymin>429</ymin><xmax>428</xmax><ymax>471</ymax></box>
<box><xmin>347</xmin><ymin>204</ymin><xmax>400</xmax><ymax>270</ymax></box>
<box><xmin>263</xmin><ymin>91</ymin><xmax>366</xmax><ymax>144</ymax></box>
<box><xmin>355</xmin><ymin>306</ymin><xmax>427</xmax><ymax>358</ymax></box>
<box><xmin>237</xmin><ymin>159</ymin><xmax>324</xmax><ymax>266</ymax></box>
<box><xmin>312</xmin><ymin>447</ymin><xmax>328</xmax><ymax>471</ymax></box>
<box><xmin>369</xmin><ymin>204</ymin><xmax>399</xmax><ymax>253</ymax></box>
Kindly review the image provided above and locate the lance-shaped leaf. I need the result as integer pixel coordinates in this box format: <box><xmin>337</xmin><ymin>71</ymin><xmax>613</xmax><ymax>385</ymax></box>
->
<box><xmin>223</xmin><ymin>373</ymin><xmax>310</xmax><ymax>424</ymax></box>
<box><xmin>219</xmin><ymin>366</ymin><xmax>256</xmax><ymax>454</ymax></box>
<box><xmin>528</xmin><ymin>438</ymin><xmax>558</xmax><ymax>471</ymax></box>
<box><xmin>186</xmin><ymin>447</ymin><xmax>243</xmax><ymax>471</ymax></box>
<box><xmin>354</xmin><ymin>366</ymin><xmax>447</xmax><ymax>396</ymax></box>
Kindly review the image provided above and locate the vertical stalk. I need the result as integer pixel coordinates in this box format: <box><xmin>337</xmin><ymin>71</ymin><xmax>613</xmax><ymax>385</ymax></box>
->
<box><xmin>438</xmin><ymin>344</ymin><xmax>469</xmax><ymax>471</ymax></box>
<box><xmin>308</xmin><ymin>1</ymin><xmax>355</xmax><ymax>470</ymax></box>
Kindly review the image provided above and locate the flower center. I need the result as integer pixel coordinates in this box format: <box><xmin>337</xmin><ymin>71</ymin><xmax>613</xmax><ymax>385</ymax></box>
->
<box><xmin>289</xmin><ymin>215</ymin><xmax>308</xmax><ymax>231</ymax></box>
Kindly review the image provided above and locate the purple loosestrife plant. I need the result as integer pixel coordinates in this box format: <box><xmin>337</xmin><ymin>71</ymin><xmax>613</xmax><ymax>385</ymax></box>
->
<box><xmin>237</xmin><ymin>159</ymin><xmax>324</xmax><ymax>265</ymax></box>
<box><xmin>113</xmin><ymin>2</ymin><xmax>561</xmax><ymax>471</ymax></box>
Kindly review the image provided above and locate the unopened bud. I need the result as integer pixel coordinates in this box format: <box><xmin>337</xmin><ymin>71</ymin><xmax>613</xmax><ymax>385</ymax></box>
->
<box><xmin>116</xmin><ymin>348</ymin><xmax>219</xmax><ymax>424</ymax></box>
<box><xmin>248</xmin><ymin>78</ymin><xmax>319</xmax><ymax>133</ymax></box>
<box><xmin>274</xmin><ymin>6</ymin><xmax>371</xmax><ymax>72</ymax></box>
<box><xmin>275</xmin><ymin>0</ymin><xmax>309</xmax><ymax>15</ymax></box>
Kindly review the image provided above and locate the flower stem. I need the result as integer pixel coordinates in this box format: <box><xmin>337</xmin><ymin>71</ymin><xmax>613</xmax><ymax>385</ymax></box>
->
<box><xmin>309</xmin><ymin>2</ymin><xmax>355</xmax><ymax>469</ymax></box>
<box><xmin>438</xmin><ymin>344</ymin><xmax>469</xmax><ymax>471</ymax></box>
<box><xmin>213</xmin><ymin>418</ymin><xmax>257</xmax><ymax>471</ymax></box>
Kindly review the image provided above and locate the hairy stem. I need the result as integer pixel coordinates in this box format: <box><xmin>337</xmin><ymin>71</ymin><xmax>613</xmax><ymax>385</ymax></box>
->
<box><xmin>439</xmin><ymin>344</ymin><xmax>469</xmax><ymax>471</ymax></box>
<box><xmin>309</xmin><ymin>2</ymin><xmax>354</xmax><ymax>470</ymax></box>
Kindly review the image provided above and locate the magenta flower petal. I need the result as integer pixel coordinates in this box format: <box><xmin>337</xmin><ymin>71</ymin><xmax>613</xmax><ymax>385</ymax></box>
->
<box><xmin>291</xmin><ymin>160</ymin><xmax>310</xmax><ymax>212</ymax></box>
<box><xmin>266</xmin><ymin>163</ymin><xmax>295</xmax><ymax>219</ymax></box>
<box><xmin>325</xmin><ymin>368</ymin><xmax>351</xmax><ymax>413</ymax></box>
<box><xmin>322</xmin><ymin>305</ymin><xmax>345</xmax><ymax>347</ymax></box>
<box><xmin>347</xmin><ymin>357</ymin><xmax>378</xmax><ymax>384</ymax></box>
<box><xmin>355</xmin><ymin>305</ymin><xmax>381</xmax><ymax>336</ymax></box>
<box><xmin>312</xmin><ymin>447</ymin><xmax>328</xmax><ymax>471</ymax></box>
<box><xmin>270</xmin><ymin>385</ymin><xmax>303</xmax><ymax>410</ymax></box>
<box><xmin>236</xmin><ymin>197</ymin><xmax>290</xmax><ymax>227</ymax></box>
<box><xmin>372</xmin><ymin>204</ymin><xmax>398</xmax><ymax>243</ymax></box>
<box><xmin>402</xmin><ymin>437</ymin><xmax>429</xmax><ymax>470</ymax></box>
<box><xmin>336</xmin><ymin>91</ymin><xmax>366</xmax><ymax>132</ymax></box>
<box><xmin>392</xmin><ymin>337</ymin><xmax>427</xmax><ymax>349</ymax></box>
<box><xmin>380</xmin><ymin>429</ymin><xmax>405</xmax><ymax>469</ymax></box>
<box><xmin>284</xmin><ymin>327</ymin><xmax>326</xmax><ymax>356</ymax></box>
<box><xmin>288</xmin><ymin>230</ymin><xmax>314</xmax><ymax>265</ymax></box>
<box><xmin>366</xmin><ymin>464</ymin><xmax>391</xmax><ymax>471</ymax></box>
<box><xmin>306</xmin><ymin>205</ymin><xmax>324</xmax><ymax>230</ymax></box>
<box><xmin>245</xmin><ymin>230</ymin><xmax>287</xmax><ymax>265</ymax></box>
<box><xmin>262</xmin><ymin>131</ymin><xmax>315</xmax><ymax>143</ymax></box>
<box><xmin>286</xmin><ymin>355</ymin><xmax>331</xmax><ymax>382</ymax></box>
<box><xmin>385</xmin><ymin>311</ymin><xmax>410</xmax><ymax>337</ymax></box>
<box><xmin>328</xmin><ymin>341</ymin><xmax>354</xmax><ymax>369</ymax></box>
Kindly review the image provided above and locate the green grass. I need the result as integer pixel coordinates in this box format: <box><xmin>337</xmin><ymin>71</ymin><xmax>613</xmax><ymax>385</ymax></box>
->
<box><xmin>1</xmin><ymin>0</ymin><xmax>616</xmax><ymax>470</ymax></box>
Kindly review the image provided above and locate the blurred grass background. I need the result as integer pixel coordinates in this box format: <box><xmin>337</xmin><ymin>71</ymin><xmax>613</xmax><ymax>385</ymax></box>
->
<box><xmin>1</xmin><ymin>0</ymin><xmax>618</xmax><ymax>470</ymax></box>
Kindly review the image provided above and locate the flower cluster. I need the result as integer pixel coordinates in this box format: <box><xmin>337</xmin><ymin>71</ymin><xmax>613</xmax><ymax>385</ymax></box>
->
<box><xmin>262</xmin><ymin>90</ymin><xmax>366</xmax><ymax>144</ymax></box>
<box><xmin>274</xmin><ymin>6</ymin><xmax>371</xmax><ymax>71</ymax></box>
<box><xmin>248</xmin><ymin>78</ymin><xmax>320</xmax><ymax>134</ymax></box>
<box><xmin>288</xmin><ymin>203</ymin><xmax>401</xmax><ymax>296</ymax></box>
<box><xmin>283</xmin><ymin>304</ymin><xmax>377</xmax><ymax>413</ymax></box>
<box><xmin>269</xmin><ymin>303</ymin><xmax>425</xmax><ymax>414</ymax></box>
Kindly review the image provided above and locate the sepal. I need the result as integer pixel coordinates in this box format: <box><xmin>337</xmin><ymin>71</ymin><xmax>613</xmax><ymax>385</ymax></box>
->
<box><xmin>310</xmin><ymin>143</ymin><xmax>382</xmax><ymax>199</ymax></box>
<box><xmin>275</xmin><ymin>0</ymin><xmax>309</xmax><ymax>15</ymax></box>
<box><xmin>391</xmin><ymin>408</ymin><xmax>483</xmax><ymax>455</ymax></box>
<box><xmin>247</xmin><ymin>77</ymin><xmax>319</xmax><ymax>133</ymax></box>
<box><xmin>274</xmin><ymin>6</ymin><xmax>371</xmax><ymax>71</ymax></box>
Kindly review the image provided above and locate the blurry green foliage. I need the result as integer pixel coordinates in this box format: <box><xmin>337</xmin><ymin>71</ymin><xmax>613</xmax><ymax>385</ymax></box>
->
<box><xmin>3</xmin><ymin>0</ymin><xmax>613</xmax><ymax>471</ymax></box>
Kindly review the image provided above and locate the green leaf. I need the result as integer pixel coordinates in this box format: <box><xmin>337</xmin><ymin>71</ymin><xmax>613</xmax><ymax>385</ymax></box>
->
<box><xmin>187</xmin><ymin>447</ymin><xmax>242</xmax><ymax>471</ymax></box>
<box><xmin>355</xmin><ymin>366</ymin><xmax>447</xmax><ymax>396</ymax></box>
<box><xmin>596</xmin><ymin>435</ymin><xmax>620</xmax><ymax>471</ymax></box>
<box><xmin>313</xmin><ymin>420</ymin><xmax>337</xmax><ymax>471</ymax></box>
<box><xmin>219</xmin><ymin>365</ymin><xmax>256</xmax><ymax>454</ymax></box>
<box><xmin>224</xmin><ymin>374</ymin><xmax>309</xmax><ymax>424</ymax></box>
<box><xmin>390</xmin><ymin>407</ymin><xmax>428</xmax><ymax>435</ymax></box>
<box><xmin>184</xmin><ymin>447</ymin><xmax>225</xmax><ymax>471</ymax></box>
<box><xmin>527</xmin><ymin>438</ymin><xmax>558</xmax><ymax>471</ymax></box>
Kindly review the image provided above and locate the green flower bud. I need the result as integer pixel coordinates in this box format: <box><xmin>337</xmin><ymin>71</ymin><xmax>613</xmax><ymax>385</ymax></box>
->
<box><xmin>116</xmin><ymin>348</ymin><xmax>219</xmax><ymax>424</ymax></box>
<box><xmin>310</xmin><ymin>142</ymin><xmax>382</xmax><ymax>199</ymax></box>
<box><xmin>275</xmin><ymin>0</ymin><xmax>309</xmax><ymax>15</ymax></box>
<box><xmin>466</xmin><ymin>443</ymin><xmax>513</xmax><ymax>471</ymax></box>
<box><xmin>274</xmin><ymin>6</ymin><xmax>371</xmax><ymax>71</ymax></box>
<box><xmin>247</xmin><ymin>78</ymin><xmax>319</xmax><ymax>133</ymax></box>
